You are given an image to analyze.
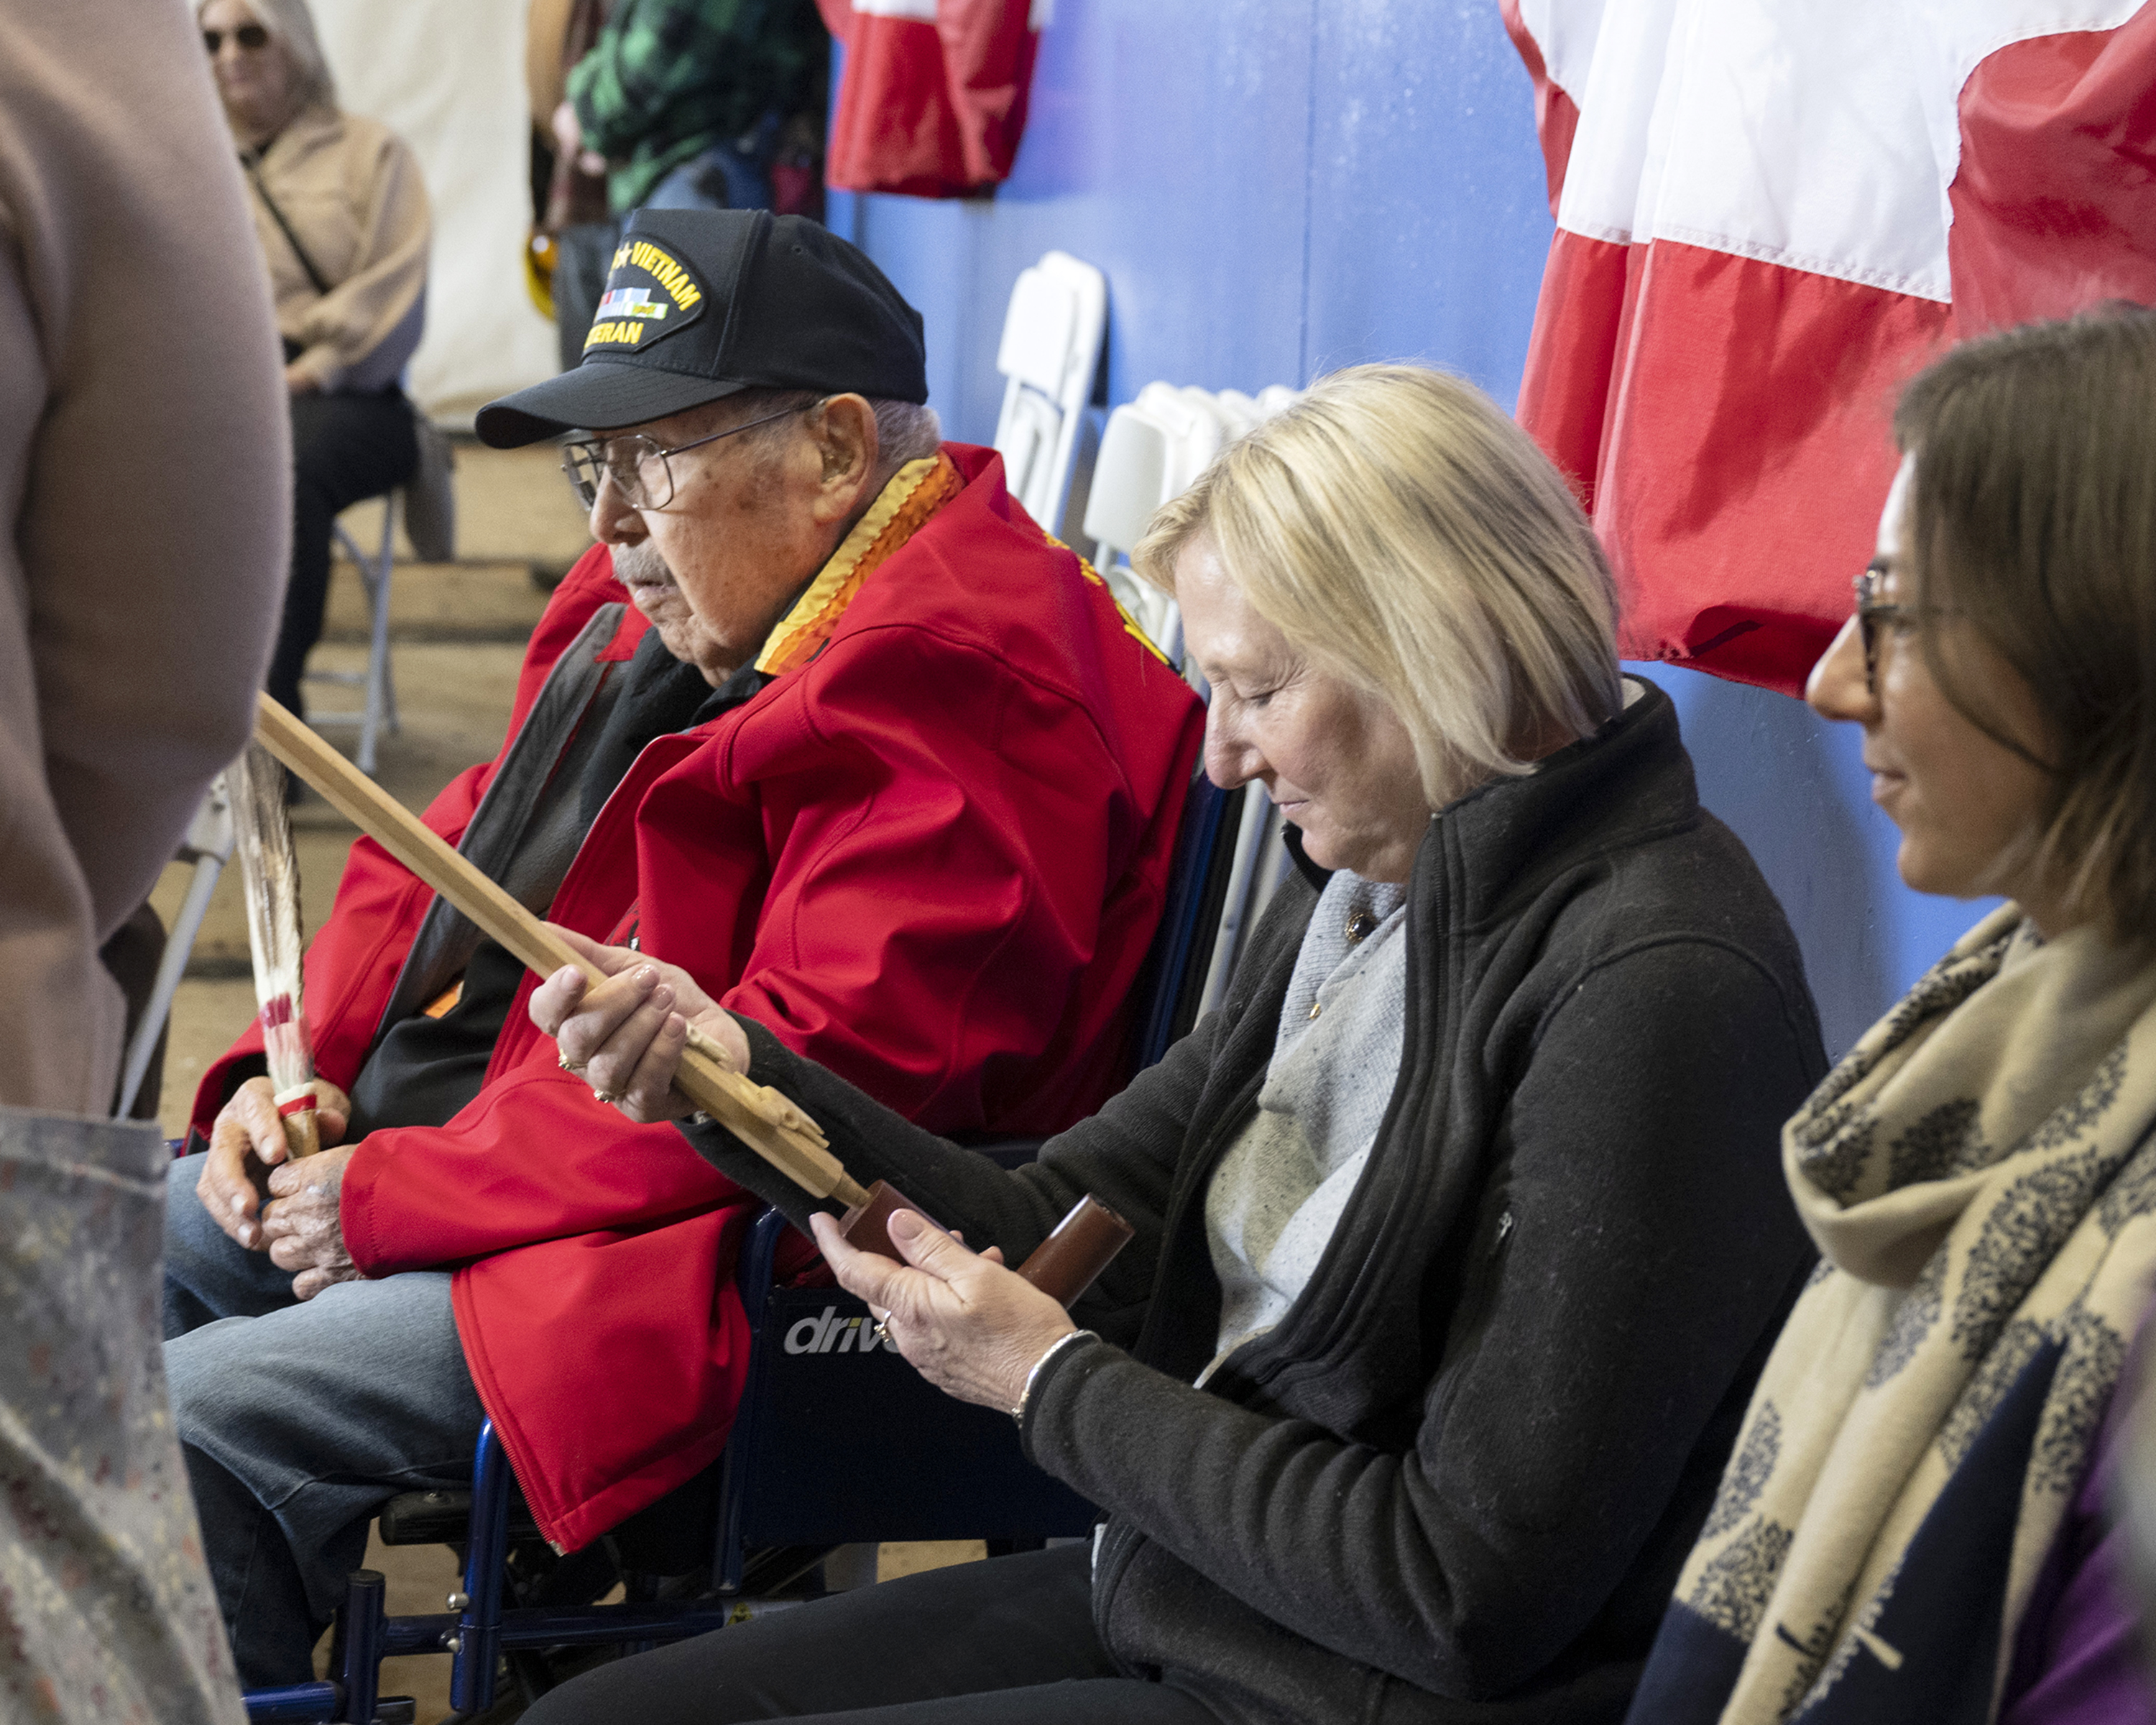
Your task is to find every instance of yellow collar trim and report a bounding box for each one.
[753,453,962,677]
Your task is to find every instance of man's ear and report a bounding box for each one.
[806,394,879,525]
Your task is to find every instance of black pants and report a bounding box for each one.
[267,388,418,718]
[98,901,166,1117]
[521,1545,1222,1724]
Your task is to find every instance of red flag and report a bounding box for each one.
[819,0,1046,198]
[1504,0,2156,694]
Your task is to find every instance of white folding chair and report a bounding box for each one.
[308,494,399,776]
[1082,400,1176,658]
[1133,382,1226,494]
[116,776,236,1119]
[1081,381,1307,1000]
[1211,390,1263,438]
[1183,384,1302,996]
[992,252,1107,534]
[1082,384,1250,676]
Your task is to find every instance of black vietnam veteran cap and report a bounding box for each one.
[475,208,929,448]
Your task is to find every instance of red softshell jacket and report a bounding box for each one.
[194,446,1202,1550]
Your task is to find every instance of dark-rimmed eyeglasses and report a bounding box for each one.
[203,23,271,52]
[1853,564,1955,696]
[559,402,819,511]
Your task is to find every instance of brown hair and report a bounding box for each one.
[1895,305,2156,942]
[1130,364,1621,808]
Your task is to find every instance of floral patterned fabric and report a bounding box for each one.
[0,1107,242,1724]
[1632,906,2156,1724]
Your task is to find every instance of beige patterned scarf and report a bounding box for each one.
[1669,905,2156,1723]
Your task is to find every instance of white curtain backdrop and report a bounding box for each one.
[310,0,556,415]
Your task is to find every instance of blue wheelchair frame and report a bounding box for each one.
[238,775,1243,1721]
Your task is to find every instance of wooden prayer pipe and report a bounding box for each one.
[257,694,1135,1297]
[252,694,869,1211]
[840,1182,1135,1308]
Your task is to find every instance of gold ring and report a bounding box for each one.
[557,1052,584,1074]
[872,1319,892,1343]
[592,1085,623,1105]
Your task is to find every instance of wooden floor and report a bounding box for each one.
[152,445,987,1720]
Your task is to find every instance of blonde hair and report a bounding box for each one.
[201,0,337,109]
[1132,363,1621,807]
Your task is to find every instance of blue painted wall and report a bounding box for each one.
[829,0,1995,1057]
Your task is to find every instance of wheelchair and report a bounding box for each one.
[242,1192,1097,1721]
[237,773,1265,1721]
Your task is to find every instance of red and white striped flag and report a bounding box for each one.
[1503,0,2156,693]
[819,0,1050,198]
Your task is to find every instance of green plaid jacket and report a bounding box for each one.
[568,0,823,212]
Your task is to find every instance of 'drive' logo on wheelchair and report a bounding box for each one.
[783,1307,898,1356]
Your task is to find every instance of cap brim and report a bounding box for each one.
[474,362,749,448]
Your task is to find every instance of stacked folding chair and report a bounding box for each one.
[1080,380,1304,1020]
[991,252,1107,538]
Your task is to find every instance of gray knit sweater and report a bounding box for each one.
[1204,873,1407,1379]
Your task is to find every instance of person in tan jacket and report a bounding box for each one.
[0,0,288,1716]
[201,0,430,719]
[1,2,289,1120]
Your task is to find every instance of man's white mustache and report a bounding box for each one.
[612,543,677,589]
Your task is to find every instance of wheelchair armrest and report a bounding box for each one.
[737,1207,793,1328]
[379,1486,477,1546]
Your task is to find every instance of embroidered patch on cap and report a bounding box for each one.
[584,237,709,354]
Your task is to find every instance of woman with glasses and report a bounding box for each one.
[1622,307,2156,1725]
[200,0,428,722]
[522,363,1828,1725]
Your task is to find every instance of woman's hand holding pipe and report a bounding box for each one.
[528,924,750,1121]
[810,1208,1077,1413]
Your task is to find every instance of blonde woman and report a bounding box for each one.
[199,0,428,719]
[1626,310,2156,1725]
[524,364,1827,1724]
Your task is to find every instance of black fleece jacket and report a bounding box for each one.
[683,679,1825,1725]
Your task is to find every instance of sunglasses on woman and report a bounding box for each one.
[203,23,271,53]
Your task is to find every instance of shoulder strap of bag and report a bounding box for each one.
[241,145,334,298]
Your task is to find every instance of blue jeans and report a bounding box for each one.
[162,1154,486,1687]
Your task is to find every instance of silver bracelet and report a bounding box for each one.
[1010,1328,1097,1429]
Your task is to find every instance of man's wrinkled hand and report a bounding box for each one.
[199,1075,351,1251]
[528,924,748,1122]
[259,1144,361,1301]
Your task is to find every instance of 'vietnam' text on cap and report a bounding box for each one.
[475,209,928,448]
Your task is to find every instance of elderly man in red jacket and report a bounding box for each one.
[163,208,1202,1688]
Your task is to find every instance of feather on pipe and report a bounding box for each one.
[226,741,322,1158]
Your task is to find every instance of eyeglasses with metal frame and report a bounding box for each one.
[559,402,821,512]
[203,23,271,52]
